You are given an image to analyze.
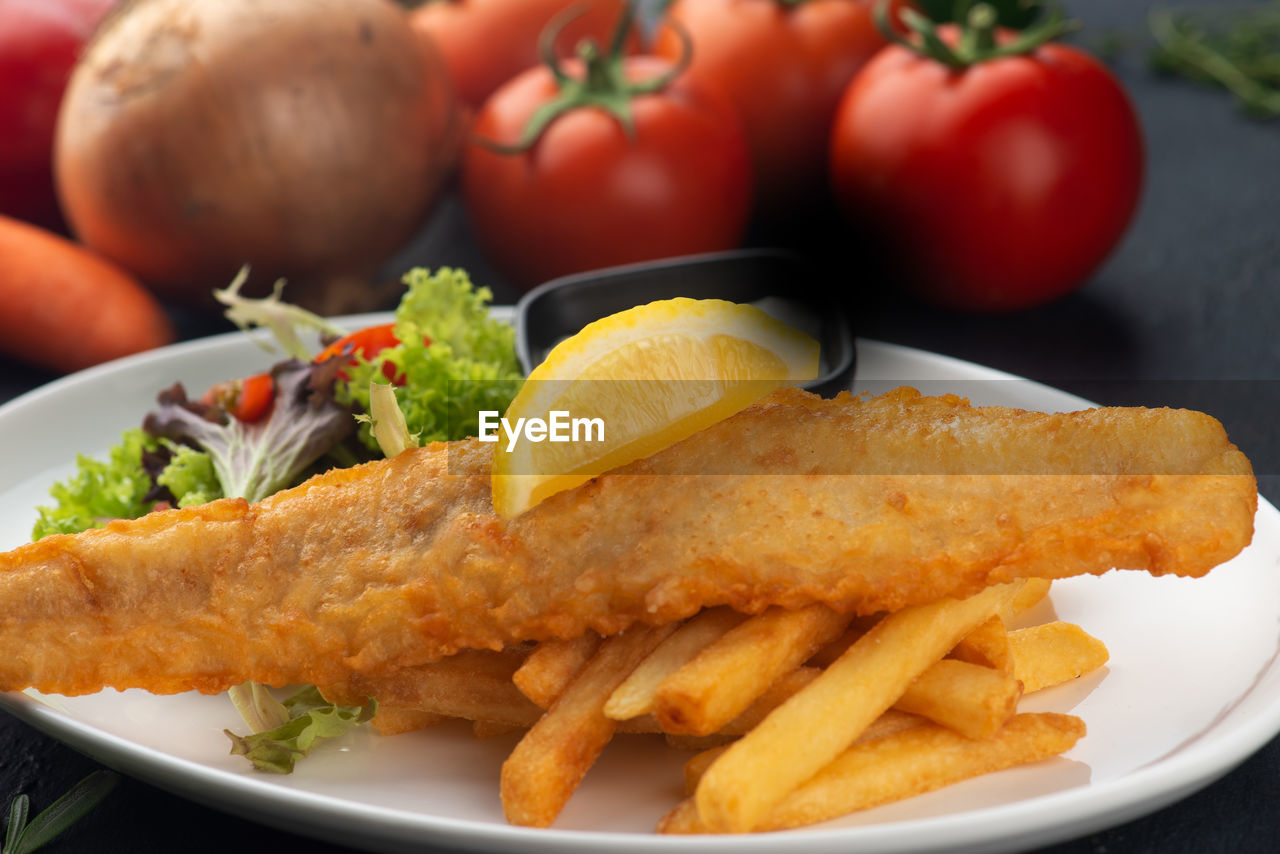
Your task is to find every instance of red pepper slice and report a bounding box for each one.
[233,372,275,422]
[316,322,421,384]
[200,372,275,422]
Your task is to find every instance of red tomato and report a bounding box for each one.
[316,322,408,383]
[463,56,753,291]
[201,323,410,422]
[232,373,275,422]
[0,0,115,229]
[410,0,627,111]
[829,31,1143,312]
[653,0,905,213]
[201,372,274,422]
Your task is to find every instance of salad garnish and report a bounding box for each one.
[143,359,354,504]
[362,382,419,458]
[214,267,347,362]
[338,266,523,449]
[33,266,520,539]
[31,266,523,772]
[225,686,377,775]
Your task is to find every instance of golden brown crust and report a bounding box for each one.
[0,388,1257,696]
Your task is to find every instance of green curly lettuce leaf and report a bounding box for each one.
[31,430,222,539]
[157,444,221,508]
[225,686,377,774]
[31,429,158,538]
[339,267,523,449]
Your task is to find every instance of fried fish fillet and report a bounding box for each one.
[0,387,1256,697]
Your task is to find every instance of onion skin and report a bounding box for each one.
[54,0,463,314]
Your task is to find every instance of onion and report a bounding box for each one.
[54,0,463,314]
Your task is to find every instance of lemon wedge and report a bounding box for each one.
[490,297,819,518]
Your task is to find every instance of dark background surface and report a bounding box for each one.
[3,0,1280,851]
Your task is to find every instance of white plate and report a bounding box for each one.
[2,320,1278,854]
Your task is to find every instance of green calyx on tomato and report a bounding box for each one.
[875,0,1076,69]
[473,4,691,154]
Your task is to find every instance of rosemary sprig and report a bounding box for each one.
[1150,2,1280,118]
[3,772,119,854]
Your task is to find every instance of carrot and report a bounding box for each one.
[0,214,174,374]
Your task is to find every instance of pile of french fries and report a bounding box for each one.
[327,578,1110,832]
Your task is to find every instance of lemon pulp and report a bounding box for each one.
[491,298,819,518]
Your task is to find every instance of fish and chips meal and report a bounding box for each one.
[0,274,1259,834]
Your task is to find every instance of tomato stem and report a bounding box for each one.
[472,4,692,155]
[874,0,1077,69]
[960,4,998,56]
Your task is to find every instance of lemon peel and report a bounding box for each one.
[491,298,819,518]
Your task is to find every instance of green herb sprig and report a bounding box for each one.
[1150,2,1280,118]
[3,771,119,854]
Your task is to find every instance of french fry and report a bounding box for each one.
[513,633,601,709]
[1010,621,1110,693]
[661,668,825,751]
[500,624,676,827]
[329,648,544,728]
[561,668,821,740]
[682,710,926,795]
[605,607,746,720]
[654,604,851,736]
[693,582,1020,833]
[662,713,1085,833]
[761,712,1086,831]
[840,708,925,745]
[718,666,821,733]
[669,653,1019,747]
[894,659,1022,740]
[658,797,703,834]
[682,746,727,797]
[370,706,447,736]
[354,644,1019,744]
[1003,577,1053,621]
[806,614,883,668]
[341,580,1106,836]
[473,720,523,739]
[949,615,1013,674]
[607,666,827,741]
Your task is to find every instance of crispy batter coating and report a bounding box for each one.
[0,388,1256,697]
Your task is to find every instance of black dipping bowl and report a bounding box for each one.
[514,249,856,397]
